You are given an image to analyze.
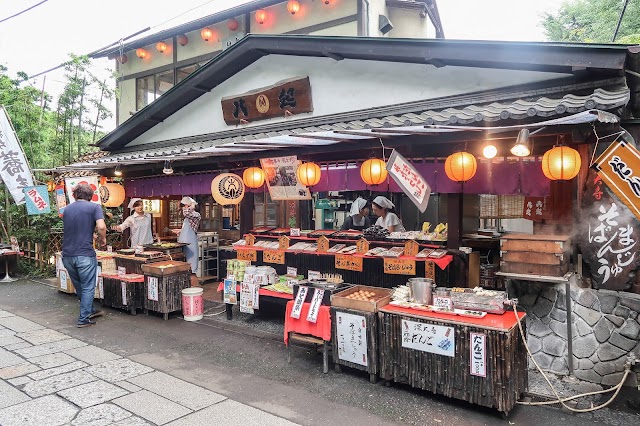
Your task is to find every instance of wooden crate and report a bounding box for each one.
[331,285,391,313]
[331,307,379,383]
[144,272,191,320]
[500,233,572,277]
[141,260,191,276]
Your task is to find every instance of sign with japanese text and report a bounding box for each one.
[240,281,257,314]
[384,258,416,275]
[336,311,368,367]
[245,234,255,246]
[433,296,453,310]
[147,276,159,302]
[23,186,50,215]
[263,250,285,264]
[142,199,160,214]
[98,276,104,299]
[425,260,436,280]
[0,106,34,205]
[261,156,311,201]
[593,139,640,221]
[287,266,298,277]
[221,76,313,124]
[306,288,325,323]
[278,235,291,249]
[579,169,640,291]
[290,228,301,237]
[117,266,126,276]
[401,319,455,357]
[236,249,257,262]
[291,286,308,319]
[522,196,550,222]
[387,150,431,212]
[55,183,67,216]
[404,240,419,257]
[335,254,363,272]
[59,269,68,291]
[223,278,237,304]
[356,238,369,254]
[317,236,329,253]
[308,270,321,280]
[121,282,128,306]
[65,176,101,205]
[470,333,487,377]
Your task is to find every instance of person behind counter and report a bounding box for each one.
[340,197,371,231]
[372,196,406,232]
[173,196,201,286]
[111,199,153,248]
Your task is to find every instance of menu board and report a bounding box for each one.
[401,319,455,357]
[261,156,311,200]
[336,311,368,367]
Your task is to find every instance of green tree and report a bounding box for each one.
[541,0,640,43]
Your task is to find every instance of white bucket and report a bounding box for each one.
[181,287,204,321]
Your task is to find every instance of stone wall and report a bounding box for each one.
[511,282,640,385]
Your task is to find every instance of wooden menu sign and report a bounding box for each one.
[221,76,313,125]
[237,249,257,262]
[263,250,285,265]
[245,234,255,246]
[356,238,370,254]
[278,235,290,250]
[404,240,419,257]
[335,254,363,272]
[425,260,436,280]
[384,258,416,275]
[317,236,329,253]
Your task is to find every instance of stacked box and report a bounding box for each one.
[500,233,571,277]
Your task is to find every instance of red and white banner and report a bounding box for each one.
[387,150,431,212]
[0,106,34,205]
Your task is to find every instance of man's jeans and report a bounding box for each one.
[62,256,97,324]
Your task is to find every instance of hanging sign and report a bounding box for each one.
[387,150,431,213]
[336,311,368,367]
[65,176,101,204]
[0,106,34,205]
[384,258,416,275]
[260,156,311,201]
[290,286,308,319]
[470,333,487,377]
[356,238,369,254]
[55,183,67,216]
[523,196,550,222]
[23,186,51,215]
[211,173,245,206]
[237,249,257,262]
[223,278,237,304]
[401,319,455,357]
[263,250,285,264]
[221,76,313,125]
[335,254,363,272]
[593,139,640,220]
[147,276,159,301]
[279,235,290,250]
[306,288,325,323]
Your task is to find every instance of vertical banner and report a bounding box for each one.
[65,176,101,204]
[260,156,311,200]
[223,278,237,304]
[55,183,67,216]
[470,333,487,377]
[387,150,431,212]
[0,106,34,205]
[23,186,51,215]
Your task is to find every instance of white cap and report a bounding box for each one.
[373,196,394,209]
[180,196,197,207]
[127,198,142,210]
[349,197,367,216]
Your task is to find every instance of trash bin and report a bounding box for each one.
[182,287,204,321]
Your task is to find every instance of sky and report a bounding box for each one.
[0,0,565,131]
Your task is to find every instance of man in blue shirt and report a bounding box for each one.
[62,183,107,327]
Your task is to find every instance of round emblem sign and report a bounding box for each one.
[211,173,245,205]
[255,94,270,114]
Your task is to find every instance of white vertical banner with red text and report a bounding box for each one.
[0,106,34,205]
[386,150,431,212]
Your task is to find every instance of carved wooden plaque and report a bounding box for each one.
[356,238,370,254]
[317,236,329,253]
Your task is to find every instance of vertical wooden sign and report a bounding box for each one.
[245,234,255,246]
[317,236,329,253]
[279,235,290,250]
[356,238,370,254]
[425,260,436,280]
[404,240,419,257]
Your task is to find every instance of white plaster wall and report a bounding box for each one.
[364,0,389,37]
[309,21,358,36]
[388,7,428,38]
[249,0,356,35]
[126,54,570,147]
[176,18,241,62]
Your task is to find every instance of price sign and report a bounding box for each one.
[287,266,298,277]
[317,236,329,253]
[335,254,363,272]
[106,245,113,253]
[147,276,159,301]
[404,240,419,257]
[263,250,285,264]
[425,260,436,280]
[117,266,126,276]
[290,228,301,237]
[356,238,370,254]
[306,288,325,323]
[308,270,322,280]
[433,296,453,310]
[336,312,368,367]
[470,333,487,377]
[401,319,455,357]
[278,235,290,250]
[121,282,128,306]
[384,258,416,275]
[245,234,255,246]
[237,249,257,262]
[291,286,308,319]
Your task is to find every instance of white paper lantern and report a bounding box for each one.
[211,173,245,205]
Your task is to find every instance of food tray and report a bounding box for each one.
[250,227,275,234]
[388,301,487,318]
[308,230,337,238]
[117,248,136,255]
[269,228,290,235]
[135,251,165,259]
[141,260,191,276]
[143,242,188,250]
[331,285,391,313]
[332,231,363,240]
[450,289,507,314]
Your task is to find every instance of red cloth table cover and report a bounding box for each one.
[284,301,331,344]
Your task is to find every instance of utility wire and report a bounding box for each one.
[611,0,630,42]
[0,0,49,24]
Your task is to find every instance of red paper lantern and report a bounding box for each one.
[360,159,388,185]
[117,54,128,64]
[156,41,167,53]
[255,9,267,24]
[287,0,300,14]
[243,167,266,188]
[296,162,321,187]
[227,18,239,31]
[135,48,147,59]
[444,151,477,182]
[201,27,214,41]
[177,34,189,46]
[541,146,581,181]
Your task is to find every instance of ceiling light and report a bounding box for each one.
[114,165,123,177]
[163,160,174,175]
[511,129,531,157]
[482,143,497,159]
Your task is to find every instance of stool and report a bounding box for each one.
[287,332,330,374]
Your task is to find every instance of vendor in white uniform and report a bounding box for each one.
[372,196,405,232]
[340,197,371,231]
[111,199,154,248]
[173,196,201,286]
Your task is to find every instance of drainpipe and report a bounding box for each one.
[361,0,370,36]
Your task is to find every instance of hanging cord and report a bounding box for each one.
[589,124,626,167]
[513,303,634,411]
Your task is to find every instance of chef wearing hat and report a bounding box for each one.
[111,198,153,248]
[372,196,405,232]
[340,197,371,231]
[174,196,201,281]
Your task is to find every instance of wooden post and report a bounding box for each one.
[447,193,463,249]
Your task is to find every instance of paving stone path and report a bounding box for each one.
[0,309,298,426]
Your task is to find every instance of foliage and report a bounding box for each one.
[541,0,640,43]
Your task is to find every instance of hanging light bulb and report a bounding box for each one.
[201,27,214,41]
[482,142,497,159]
[114,165,123,177]
[135,48,148,59]
[511,129,531,157]
[163,160,174,175]
[287,0,300,14]
[255,9,267,24]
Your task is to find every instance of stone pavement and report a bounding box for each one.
[0,308,298,426]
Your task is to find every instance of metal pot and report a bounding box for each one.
[408,278,435,305]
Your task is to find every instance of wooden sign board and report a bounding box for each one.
[317,236,329,253]
[356,238,370,254]
[335,254,364,272]
[245,234,255,246]
[279,235,290,250]
[263,250,285,265]
[425,260,436,280]
[221,76,313,125]
[384,258,416,275]
[404,240,419,257]
[237,249,257,262]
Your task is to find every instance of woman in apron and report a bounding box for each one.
[175,196,201,286]
[112,199,154,248]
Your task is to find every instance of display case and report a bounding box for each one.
[197,232,219,280]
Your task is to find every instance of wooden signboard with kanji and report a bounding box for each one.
[384,258,416,275]
[425,260,436,280]
[278,235,290,250]
[221,76,313,125]
[404,240,419,257]
[356,238,370,254]
[245,234,255,246]
[237,249,257,262]
[317,236,329,253]
[263,250,285,265]
[335,254,364,272]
